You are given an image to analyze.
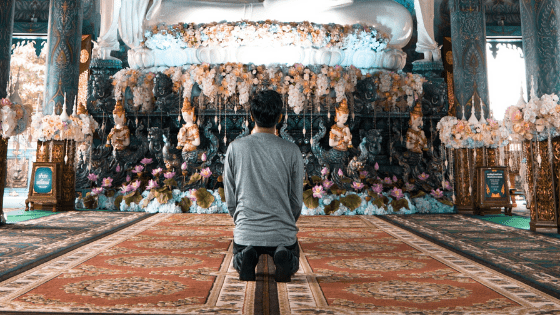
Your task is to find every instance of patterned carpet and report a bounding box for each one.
[381,214,560,299]
[0,214,558,314]
[0,211,151,282]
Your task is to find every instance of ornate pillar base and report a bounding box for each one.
[36,140,76,211]
[524,139,560,233]
[454,147,500,214]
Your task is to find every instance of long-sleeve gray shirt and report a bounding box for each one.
[224,133,304,247]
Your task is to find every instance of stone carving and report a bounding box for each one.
[6,158,28,188]
[153,72,179,112]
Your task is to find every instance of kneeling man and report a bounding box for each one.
[224,90,303,282]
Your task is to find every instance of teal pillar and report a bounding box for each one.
[43,0,83,115]
[0,0,16,99]
[449,0,490,120]
[520,0,560,97]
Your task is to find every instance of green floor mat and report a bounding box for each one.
[6,210,58,223]
[472,214,530,230]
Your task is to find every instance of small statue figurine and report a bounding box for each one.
[106,100,130,150]
[406,102,428,154]
[329,99,353,151]
[177,98,201,153]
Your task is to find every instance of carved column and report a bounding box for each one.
[41,0,82,211]
[0,0,15,223]
[520,0,560,97]
[520,0,560,232]
[43,0,83,115]
[449,0,490,120]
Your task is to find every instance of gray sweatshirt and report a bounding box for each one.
[224,132,304,247]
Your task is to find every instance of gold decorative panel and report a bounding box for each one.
[524,139,560,230]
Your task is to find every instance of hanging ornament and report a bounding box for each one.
[64,140,68,164]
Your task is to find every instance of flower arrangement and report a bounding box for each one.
[30,99,98,142]
[301,167,454,216]
[503,84,560,141]
[0,98,32,138]
[77,157,229,214]
[113,64,423,115]
[144,21,390,53]
[436,116,509,149]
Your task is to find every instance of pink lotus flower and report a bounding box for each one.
[392,175,398,183]
[312,185,326,198]
[91,187,104,196]
[374,162,379,171]
[360,170,368,178]
[87,173,98,182]
[383,177,393,185]
[164,171,175,179]
[431,188,444,199]
[140,158,153,165]
[116,165,121,172]
[442,180,452,190]
[390,187,404,200]
[201,152,207,162]
[321,167,329,176]
[101,177,113,188]
[189,189,197,201]
[352,182,365,190]
[371,183,383,194]
[132,165,144,174]
[405,182,415,191]
[126,175,131,182]
[201,167,212,178]
[120,184,133,194]
[322,179,334,190]
[131,180,142,191]
[152,168,163,176]
[181,162,188,171]
[146,179,159,190]
[418,173,429,181]
[338,169,344,176]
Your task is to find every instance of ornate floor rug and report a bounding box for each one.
[0,214,558,314]
[0,211,151,282]
[380,214,560,299]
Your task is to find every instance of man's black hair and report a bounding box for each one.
[250,90,283,128]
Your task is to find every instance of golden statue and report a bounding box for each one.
[329,99,353,151]
[177,98,201,152]
[106,100,130,150]
[406,102,428,154]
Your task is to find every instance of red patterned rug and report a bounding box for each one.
[0,214,558,314]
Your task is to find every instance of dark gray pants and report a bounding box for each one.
[233,241,300,275]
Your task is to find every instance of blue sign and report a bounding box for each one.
[33,167,53,194]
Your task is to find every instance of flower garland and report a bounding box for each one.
[113,64,423,115]
[144,21,390,53]
[0,98,32,138]
[374,71,425,110]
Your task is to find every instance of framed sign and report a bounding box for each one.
[476,166,512,215]
[25,162,61,211]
